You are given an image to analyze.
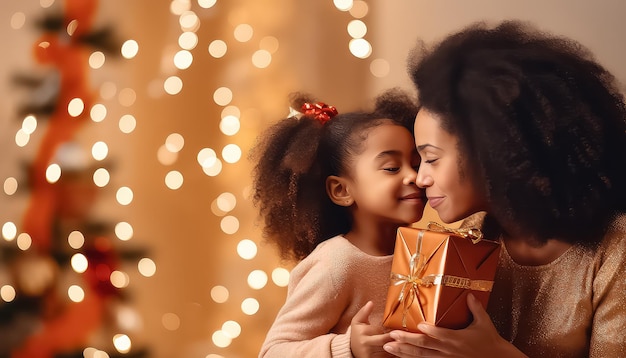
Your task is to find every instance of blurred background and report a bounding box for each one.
[0,1,624,357]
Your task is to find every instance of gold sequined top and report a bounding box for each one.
[465,213,626,357]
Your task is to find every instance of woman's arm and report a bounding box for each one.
[589,224,626,357]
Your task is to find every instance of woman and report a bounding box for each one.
[383,20,626,357]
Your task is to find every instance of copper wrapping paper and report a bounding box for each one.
[382,226,500,332]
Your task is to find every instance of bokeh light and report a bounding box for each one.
[22,115,37,133]
[222,320,241,338]
[162,313,180,331]
[252,50,271,68]
[179,11,200,32]
[158,145,179,165]
[197,148,217,167]
[16,233,32,250]
[212,330,232,348]
[165,171,184,190]
[233,24,253,42]
[138,258,157,277]
[236,239,257,260]
[203,159,222,176]
[165,133,185,152]
[119,114,137,133]
[211,285,229,303]
[68,285,85,302]
[220,216,239,234]
[68,230,85,249]
[350,0,369,17]
[89,51,106,69]
[2,222,17,241]
[46,163,61,183]
[216,192,236,212]
[164,76,183,95]
[116,187,134,205]
[349,38,372,58]
[92,141,109,161]
[241,298,260,315]
[3,177,18,195]
[219,115,240,136]
[334,0,353,11]
[272,267,290,287]
[90,104,107,122]
[0,285,16,302]
[178,31,198,50]
[370,58,390,78]
[15,129,29,147]
[71,253,88,273]
[113,334,132,354]
[115,221,134,241]
[110,270,130,288]
[208,40,227,58]
[10,12,26,30]
[121,40,139,59]
[93,168,110,187]
[247,270,268,290]
[213,87,233,106]
[198,0,217,8]
[259,36,279,53]
[118,88,137,107]
[174,50,193,70]
[222,144,241,163]
[68,98,85,117]
[347,20,367,38]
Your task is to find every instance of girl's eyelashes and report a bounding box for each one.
[424,158,438,164]
[383,167,400,172]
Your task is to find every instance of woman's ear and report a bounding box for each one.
[326,175,353,207]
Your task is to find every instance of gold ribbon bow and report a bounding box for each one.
[388,230,430,328]
[427,221,483,244]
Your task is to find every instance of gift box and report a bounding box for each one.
[382,223,500,332]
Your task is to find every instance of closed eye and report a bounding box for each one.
[383,167,400,172]
[424,158,438,164]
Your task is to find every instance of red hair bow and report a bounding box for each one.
[301,102,338,124]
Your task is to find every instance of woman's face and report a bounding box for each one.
[413,108,487,223]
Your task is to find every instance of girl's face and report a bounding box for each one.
[345,123,426,226]
[414,109,487,223]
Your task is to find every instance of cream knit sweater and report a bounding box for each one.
[259,235,393,357]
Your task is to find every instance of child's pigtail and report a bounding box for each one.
[251,93,338,262]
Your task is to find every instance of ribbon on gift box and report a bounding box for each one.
[427,221,484,244]
[388,225,494,329]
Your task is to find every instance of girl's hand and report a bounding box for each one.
[350,301,395,358]
[382,294,528,357]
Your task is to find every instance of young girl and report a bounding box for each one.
[252,89,425,358]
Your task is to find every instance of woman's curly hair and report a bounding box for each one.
[250,88,418,262]
[409,20,626,245]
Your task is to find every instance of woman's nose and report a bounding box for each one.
[416,169,432,188]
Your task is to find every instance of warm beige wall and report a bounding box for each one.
[369,0,626,98]
[1,1,625,357]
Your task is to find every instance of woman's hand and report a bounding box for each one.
[382,294,527,357]
[350,301,395,358]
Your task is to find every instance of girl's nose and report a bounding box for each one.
[403,168,418,186]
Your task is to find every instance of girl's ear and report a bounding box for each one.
[326,175,354,206]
